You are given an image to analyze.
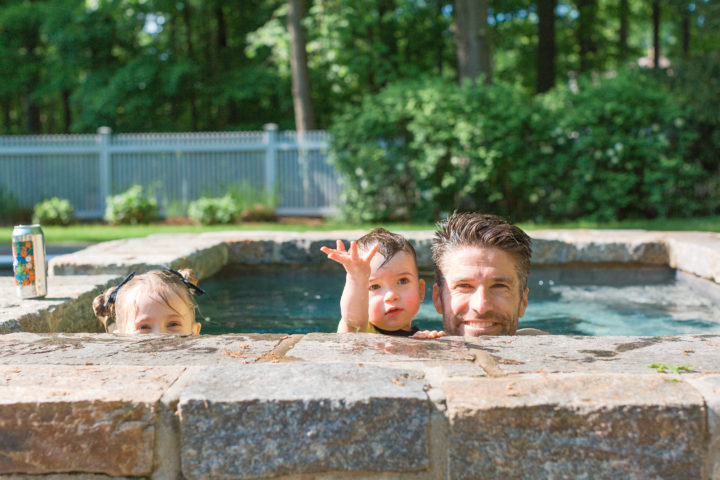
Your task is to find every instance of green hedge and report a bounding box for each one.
[329,68,717,223]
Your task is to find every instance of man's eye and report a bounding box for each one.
[492,283,510,290]
[456,283,473,289]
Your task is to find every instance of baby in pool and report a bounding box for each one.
[321,228,444,338]
[93,267,204,334]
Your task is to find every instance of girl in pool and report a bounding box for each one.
[93,267,204,334]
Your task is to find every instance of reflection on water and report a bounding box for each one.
[196,265,720,336]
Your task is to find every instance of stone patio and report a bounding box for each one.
[1,229,719,479]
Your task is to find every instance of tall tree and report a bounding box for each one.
[287,0,315,132]
[652,0,660,69]
[536,0,556,93]
[576,0,598,73]
[452,0,491,84]
[618,0,629,57]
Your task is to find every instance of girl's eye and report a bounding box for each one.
[169,322,181,328]
[369,284,381,291]
[398,277,410,285]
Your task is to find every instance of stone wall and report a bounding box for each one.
[1,332,719,479]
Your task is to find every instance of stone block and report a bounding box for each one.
[443,374,706,480]
[0,275,119,334]
[288,333,474,364]
[0,333,283,366]
[686,375,720,480]
[179,363,430,479]
[0,365,182,476]
[666,233,720,283]
[461,334,720,376]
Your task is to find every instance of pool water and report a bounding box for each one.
[196,265,720,336]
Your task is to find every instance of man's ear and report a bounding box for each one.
[418,278,426,302]
[518,287,529,318]
[432,283,443,315]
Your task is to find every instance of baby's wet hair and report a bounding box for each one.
[356,228,417,269]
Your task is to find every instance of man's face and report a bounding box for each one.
[432,246,528,336]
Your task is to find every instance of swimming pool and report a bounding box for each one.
[196,265,720,336]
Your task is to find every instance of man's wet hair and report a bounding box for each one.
[432,213,532,293]
[357,228,417,269]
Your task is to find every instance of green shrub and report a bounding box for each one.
[32,197,75,226]
[104,185,159,225]
[330,70,708,223]
[329,76,556,222]
[225,183,278,221]
[543,67,702,220]
[188,196,237,225]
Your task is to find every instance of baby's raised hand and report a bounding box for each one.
[320,240,379,278]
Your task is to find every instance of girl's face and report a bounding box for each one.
[118,291,200,335]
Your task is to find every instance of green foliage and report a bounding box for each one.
[225,183,278,222]
[331,69,713,223]
[104,185,159,225]
[542,67,704,220]
[32,197,75,226]
[187,183,278,225]
[330,75,557,222]
[648,363,693,374]
[188,196,237,225]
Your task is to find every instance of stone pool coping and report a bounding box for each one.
[1,229,720,479]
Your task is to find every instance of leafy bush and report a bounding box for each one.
[32,197,75,226]
[329,76,556,222]
[330,70,709,223]
[104,185,159,225]
[542,68,703,220]
[187,184,278,225]
[226,183,278,221]
[188,196,237,225]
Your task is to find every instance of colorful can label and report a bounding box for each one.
[12,224,47,299]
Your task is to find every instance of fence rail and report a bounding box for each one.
[0,125,340,219]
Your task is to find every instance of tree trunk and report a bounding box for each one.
[577,0,598,73]
[618,0,629,57]
[681,2,690,58]
[652,1,660,69]
[287,0,315,132]
[62,89,72,133]
[182,2,199,130]
[536,0,556,93]
[452,0,491,85]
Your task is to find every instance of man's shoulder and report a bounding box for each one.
[516,328,550,335]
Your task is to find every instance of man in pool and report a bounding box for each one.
[431,212,546,336]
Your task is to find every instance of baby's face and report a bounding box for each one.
[118,292,200,335]
[367,251,425,332]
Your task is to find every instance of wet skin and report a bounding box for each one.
[433,246,528,336]
[368,251,425,332]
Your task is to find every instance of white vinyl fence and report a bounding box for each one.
[0,125,340,218]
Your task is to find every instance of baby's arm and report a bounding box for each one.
[320,240,379,333]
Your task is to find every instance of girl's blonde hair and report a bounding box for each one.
[92,268,201,332]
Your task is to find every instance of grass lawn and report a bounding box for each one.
[1,216,719,245]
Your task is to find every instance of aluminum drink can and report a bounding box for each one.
[11,224,47,299]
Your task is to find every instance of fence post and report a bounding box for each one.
[97,126,112,216]
[264,123,278,195]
